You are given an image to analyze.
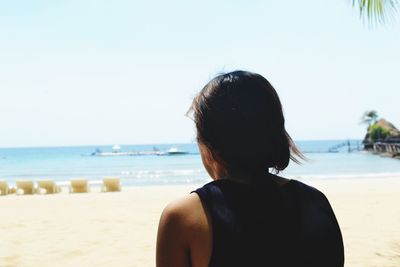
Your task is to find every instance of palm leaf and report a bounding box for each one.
[353,0,398,24]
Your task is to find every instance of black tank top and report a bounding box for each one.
[193,176,344,267]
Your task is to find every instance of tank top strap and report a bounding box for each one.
[193,181,238,261]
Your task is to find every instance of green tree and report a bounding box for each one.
[353,0,398,24]
[369,124,391,141]
[360,110,379,127]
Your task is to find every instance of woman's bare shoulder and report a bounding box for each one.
[157,193,211,267]
[162,193,203,221]
[159,192,210,241]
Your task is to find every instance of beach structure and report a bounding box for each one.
[369,141,400,157]
[91,145,188,156]
[37,180,61,194]
[102,177,121,192]
[16,181,35,195]
[362,118,400,158]
[0,181,10,195]
[69,179,89,193]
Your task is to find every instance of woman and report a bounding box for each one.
[156,71,344,267]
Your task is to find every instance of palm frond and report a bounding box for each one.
[360,110,378,126]
[352,0,398,25]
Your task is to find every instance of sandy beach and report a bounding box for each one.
[1,177,400,267]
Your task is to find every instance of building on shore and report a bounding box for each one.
[363,119,400,158]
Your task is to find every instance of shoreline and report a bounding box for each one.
[1,177,400,266]
[2,173,400,188]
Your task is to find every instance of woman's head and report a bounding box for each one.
[188,70,302,179]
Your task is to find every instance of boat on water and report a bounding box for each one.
[112,145,121,152]
[166,147,189,155]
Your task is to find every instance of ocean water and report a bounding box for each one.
[0,140,399,186]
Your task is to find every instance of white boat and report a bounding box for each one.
[112,145,121,152]
[167,147,188,155]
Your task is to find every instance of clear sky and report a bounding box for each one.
[0,0,399,147]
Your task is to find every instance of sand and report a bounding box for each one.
[1,178,400,267]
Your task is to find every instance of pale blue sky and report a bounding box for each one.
[0,0,399,147]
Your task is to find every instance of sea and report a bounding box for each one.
[0,140,399,187]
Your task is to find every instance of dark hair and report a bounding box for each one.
[188,70,303,175]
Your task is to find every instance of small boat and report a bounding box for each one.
[112,145,121,152]
[167,147,188,155]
